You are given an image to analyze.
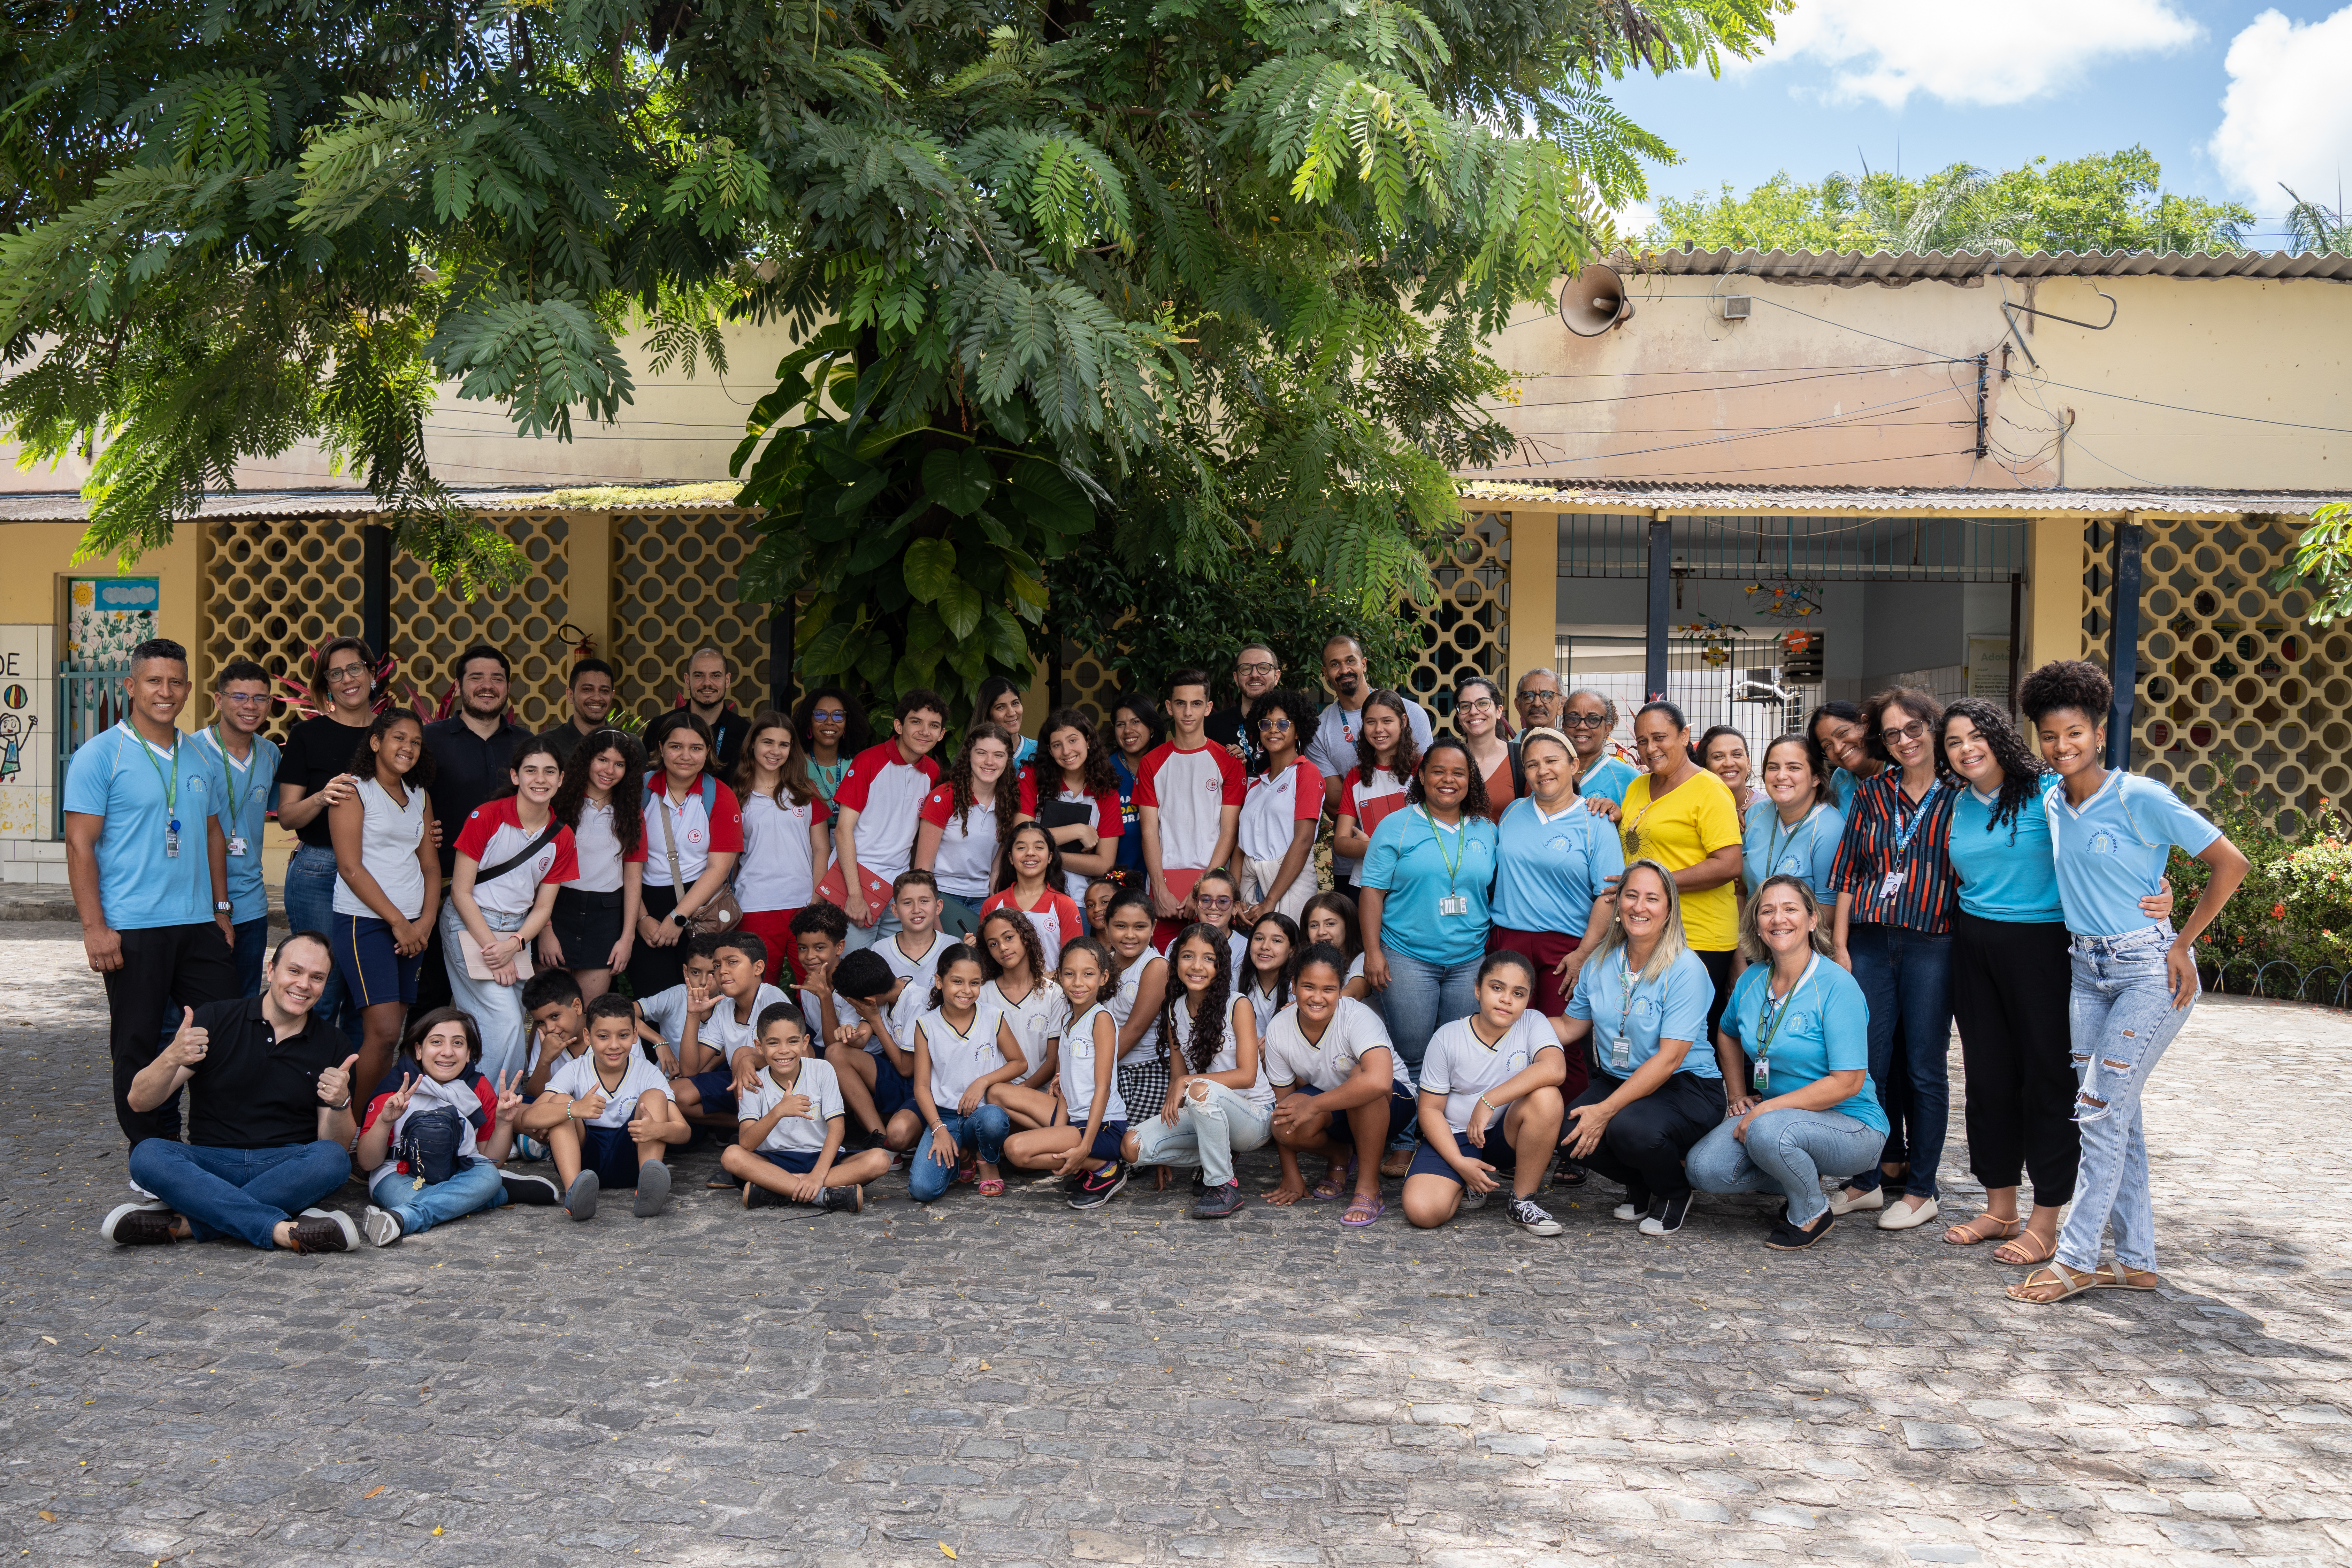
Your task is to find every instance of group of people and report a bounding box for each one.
[68,632,2243,1304]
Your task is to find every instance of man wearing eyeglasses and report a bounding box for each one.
[194,660,282,997]
[1512,669,1563,735]
[1562,689,1640,805]
[1206,642,1284,774]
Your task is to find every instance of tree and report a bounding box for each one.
[1646,147,2253,256]
[2281,185,2351,255]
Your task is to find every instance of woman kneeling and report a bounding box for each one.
[1689,875,1887,1249]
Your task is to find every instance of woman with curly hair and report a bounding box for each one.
[543,730,648,1001]
[1358,737,1500,1082]
[1233,689,1325,924]
[2006,661,2247,1305]
[1019,707,1123,904]
[1125,921,1273,1218]
[914,722,1020,936]
[1331,689,1419,897]
[1618,701,1745,1044]
[793,685,872,811]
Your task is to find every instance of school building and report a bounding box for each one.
[3,247,2349,887]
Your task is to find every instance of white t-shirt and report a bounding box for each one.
[738,1058,846,1154]
[737,791,826,912]
[1169,993,1274,1108]
[362,1069,494,1184]
[638,984,691,1043]
[1061,1002,1129,1124]
[915,1003,1009,1108]
[1419,1012,1562,1134]
[1108,951,1166,1066]
[546,1053,672,1127]
[453,798,580,919]
[690,982,790,1070]
[981,977,1066,1074]
[563,798,635,894]
[919,789,1002,902]
[1262,996,1407,1093]
[1243,980,1287,1043]
[332,775,428,918]
[642,779,743,886]
[1132,742,1246,873]
[880,929,952,1009]
[1237,759,1325,863]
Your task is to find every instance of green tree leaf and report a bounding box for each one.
[937,577,984,640]
[904,537,957,602]
[922,448,996,517]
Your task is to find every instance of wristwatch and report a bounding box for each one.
[670,910,690,927]
[214,901,233,914]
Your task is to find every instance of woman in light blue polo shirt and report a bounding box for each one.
[1690,874,1884,1250]
[1358,739,1500,1079]
[1557,860,1722,1236]
[1740,735,1844,900]
[2008,661,2246,1306]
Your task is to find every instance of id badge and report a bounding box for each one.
[227,836,249,858]
[1438,893,1469,917]
[164,823,181,858]
[1877,871,1905,898]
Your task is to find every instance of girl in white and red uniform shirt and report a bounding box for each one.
[982,821,1082,970]
[1018,709,1124,907]
[542,730,648,1003]
[628,712,743,1000]
[732,711,831,986]
[449,737,581,1081]
[1332,689,1418,894]
[915,722,1019,935]
[1232,689,1325,924]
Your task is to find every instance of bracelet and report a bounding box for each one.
[1477,1095,1499,1113]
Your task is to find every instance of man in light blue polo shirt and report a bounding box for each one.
[65,637,237,1149]
[193,658,281,997]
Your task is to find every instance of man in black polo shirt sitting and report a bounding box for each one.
[106,931,363,1252]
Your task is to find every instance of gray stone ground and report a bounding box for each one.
[3,920,2349,1568]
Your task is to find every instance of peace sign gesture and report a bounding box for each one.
[492,1068,526,1124]
[381,1072,420,1123]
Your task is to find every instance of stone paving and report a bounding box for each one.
[3,919,2350,1567]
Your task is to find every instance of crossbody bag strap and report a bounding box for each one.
[656,790,690,894]
[476,824,560,886]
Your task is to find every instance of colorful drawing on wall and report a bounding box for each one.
[0,714,30,782]
[65,578,160,671]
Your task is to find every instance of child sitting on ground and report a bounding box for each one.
[720,1004,888,1211]
[669,930,788,1130]
[356,1007,558,1246]
[522,993,689,1219]
[1001,937,1130,1210]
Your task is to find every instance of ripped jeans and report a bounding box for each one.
[2058,925,2192,1276]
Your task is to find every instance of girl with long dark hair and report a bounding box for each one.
[1020,707,1123,905]
[732,710,830,986]
[1124,922,1274,1217]
[1331,689,1419,895]
[915,721,1021,936]
[543,729,646,1001]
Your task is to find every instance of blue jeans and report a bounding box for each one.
[283,843,359,1039]
[1845,924,1953,1200]
[368,1157,507,1237]
[1688,1108,1887,1227]
[908,1107,1011,1201]
[231,916,269,998]
[844,907,903,953]
[1375,947,1482,1083]
[2058,927,2191,1275]
[127,1139,352,1249]
[1132,1080,1276,1187]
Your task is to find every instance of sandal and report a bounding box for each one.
[1942,1213,2021,1247]
[1378,1148,1413,1178]
[1310,1164,1356,1202]
[976,1178,1005,1198]
[2093,1264,2161,1291]
[1992,1231,2056,1265]
[2005,1264,2099,1305]
[1341,1196,1386,1227]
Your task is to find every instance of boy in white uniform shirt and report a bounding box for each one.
[522,995,689,1220]
[1401,950,1568,1236]
[721,1004,887,1210]
[667,930,788,1130]
[874,871,953,1010]
[1262,943,1416,1223]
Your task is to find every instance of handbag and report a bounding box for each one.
[655,778,742,935]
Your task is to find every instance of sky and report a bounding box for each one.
[1605,1,2352,247]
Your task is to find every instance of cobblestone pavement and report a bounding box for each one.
[4,921,2350,1567]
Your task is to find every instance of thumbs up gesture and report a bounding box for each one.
[164,1007,209,1070]
[317,1052,360,1108]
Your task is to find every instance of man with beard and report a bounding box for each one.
[541,657,620,765]
[681,647,750,776]
[1205,641,1284,775]
[420,645,526,1006]
[1304,634,1432,821]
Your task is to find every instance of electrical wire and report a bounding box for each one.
[1495,384,1972,464]
[1484,360,1966,412]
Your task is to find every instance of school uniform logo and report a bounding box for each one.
[686,827,705,847]
[1202,776,1223,794]
[2090,831,2118,855]
[1545,835,1570,855]
[1506,1050,1529,1072]
[1630,996,1661,1025]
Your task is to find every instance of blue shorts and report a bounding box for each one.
[332,913,420,1009]
[685,1069,737,1116]
[869,1050,917,1120]
[1407,1128,1518,1185]
[1065,1117,1128,1163]
[579,1123,648,1189]
[1288,1082,1417,1143]
[761,1148,821,1175]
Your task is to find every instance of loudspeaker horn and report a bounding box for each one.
[1558,262,1633,337]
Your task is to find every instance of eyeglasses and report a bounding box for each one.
[1195,895,1235,911]
[1236,661,1278,677]
[1881,719,1930,744]
[811,708,846,722]
[1560,713,1610,730]
[219,693,271,706]
[1458,697,1496,714]
[1257,716,1293,732]
[1516,690,1559,704]
[325,664,369,683]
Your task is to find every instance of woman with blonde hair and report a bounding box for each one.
[1554,858,1722,1236]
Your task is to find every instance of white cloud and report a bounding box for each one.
[1748,0,2201,108]
[1613,199,1660,244]
[2209,7,2352,206]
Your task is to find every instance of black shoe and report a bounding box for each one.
[286,1213,351,1253]
[1190,1172,1207,1196]
[1068,1161,1128,1211]
[743,1182,784,1209]
[1639,1192,1691,1236]
[818,1184,865,1214]
[500,1172,562,1207]
[1765,1210,1836,1251]
[101,1203,178,1246]
[1190,1180,1244,1219]
[631,1160,672,1217]
[1611,1183,1652,1223]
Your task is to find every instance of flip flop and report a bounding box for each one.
[2005,1264,2099,1305]
[2093,1264,2162,1291]
[1942,1213,2022,1246]
[976,1178,1005,1197]
[1341,1196,1385,1228]
[1992,1231,2056,1265]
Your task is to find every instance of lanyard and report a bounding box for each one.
[126,724,181,828]
[1886,780,1941,866]
[1752,956,1817,1087]
[1766,805,1821,875]
[1609,954,1638,1072]
[1422,808,1468,891]
[211,724,260,838]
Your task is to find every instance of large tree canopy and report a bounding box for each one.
[3,0,1779,705]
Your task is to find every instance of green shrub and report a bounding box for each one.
[2169,757,2352,1001]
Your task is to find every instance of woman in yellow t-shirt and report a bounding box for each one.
[1615,701,1745,1041]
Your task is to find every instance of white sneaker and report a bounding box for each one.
[1877,1195,1940,1230]
[124,1180,166,1206]
[1612,1202,1642,1222]
[1828,1186,1885,1215]
[1509,1198,1563,1237]
[361,1206,403,1248]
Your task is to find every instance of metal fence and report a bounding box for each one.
[55,667,129,834]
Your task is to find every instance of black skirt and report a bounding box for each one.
[550,887,626,972]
